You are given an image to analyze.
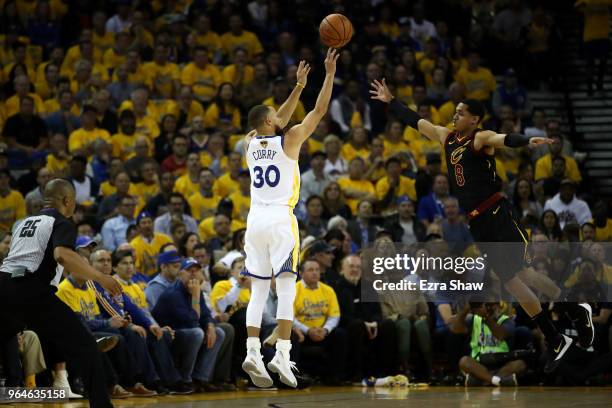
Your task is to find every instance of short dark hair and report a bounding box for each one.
[310,151,326,161]
[461,99,485,123]
[248,105,271,129]
[385,157,401,169]
[111,249,133,267]
[306,195,323,206]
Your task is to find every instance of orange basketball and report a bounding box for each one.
[319,14,353,49]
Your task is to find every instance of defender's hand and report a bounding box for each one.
[369,78,394,103]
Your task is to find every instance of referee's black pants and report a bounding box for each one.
[0,275,113,408]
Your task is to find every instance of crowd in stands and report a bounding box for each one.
[0,0,611,395]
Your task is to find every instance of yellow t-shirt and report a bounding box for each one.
[142,61,180,98]
[495,158,509,182]
[188,191,221,222]
[411,137,442,168]
[45,153,69,176]
[129,233,174,277]
[341,143,370,162]
[199,216,245,241]
[163,100,205,125]
[263,97,305,123]
[0,190,26,232]
[103,48,126,71]
[93,31,115,52]
[294,280,340,329]
[180,62,222,101]
[228,191,250,222]
[383,139,411,159]
[195,31,222,59]
[56,278,101,320]
[396,84,413,106]
[212,173,240,198]
[375,175,417,202]
[221,64,254,86]
[211,279,251,315]
[68,128,112,154]
[534,154,582,183]
[99,181,138,198]
[116,277,148,310]
[577,0,612,42]
[593,218,612,241]
[111,132,139,160]
[132,182,160,207]
[203,102,241,130]
[4,93,46,117]
[308,138,325,154]
[43,99,80,116]
[438,100,456,127]
[455,67,497,101]
[174,174,200,199]
[337,177,375,214]
[220,30,263,60]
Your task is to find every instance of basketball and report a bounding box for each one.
[319,14,353,48]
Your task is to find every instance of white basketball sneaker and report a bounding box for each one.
[267,340,298,388]
[242,348,273,388]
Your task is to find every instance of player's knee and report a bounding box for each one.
[459,356,473,372]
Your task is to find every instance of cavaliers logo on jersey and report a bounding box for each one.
[260,140,268,148]
[450,145,467,165]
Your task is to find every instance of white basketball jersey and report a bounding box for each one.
[246,135,300,208]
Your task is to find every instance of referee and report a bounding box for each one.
[0,179,121,408]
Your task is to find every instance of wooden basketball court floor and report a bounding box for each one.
[3,386,611,408]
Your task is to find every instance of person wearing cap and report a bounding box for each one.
[375,157,417,215]
[76,235,97,259]
[144,250,182,309]
[68,105,112,158]
[152,258,225,392]
[129,211,173,278]
[304,239,337,284]
[534,133,582,184]
[0,169,26,233]
[544,179,592,229]
[492,68,532,121]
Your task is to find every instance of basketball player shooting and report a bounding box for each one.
[241,48,339,388]
[370,79,593,373]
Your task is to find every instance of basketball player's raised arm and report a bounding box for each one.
[285,49,339,148]
[275,60,311,128]
[473,130,553,150]
[54,246,122,296]
[369,78,450,144]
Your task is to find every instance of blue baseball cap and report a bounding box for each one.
[76,235,96,249]
[396,195,412,205]
[157,250,181,266]
[136,211,153,224]
[181,257,201,270]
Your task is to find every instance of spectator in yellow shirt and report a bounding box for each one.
[193,14,221,61]
[5,75,46,117]
[455,51,496,101]
[591,200,612,241]
[122,86,160,139]
[534,134,582,184]
[45,133,71,177]
[228,170,251,223]
[91,11,114,52]
[263,79,306,125]
[188,167,220,222]
[102,31,130,72]
[293,259,347,384]
[211,256,251,316]
[133,160,160,208]
[203,83,242,134]
[34,62,59,100]
[180,46,221,104]
[220,15,264,61]
[213,152,242,198]
[143,43,180,99]
[165,86,205,128]
[174,152,202,199]
[0,170,26,232]
[576,0,612,92]
[438,82,466,127]
[341,126,370,163]
[337,158,376,214]
[68,105,111,157]
[376,157,417,215]
[111,109,139,160]
[222,47,254,91]
[130,211,174,277]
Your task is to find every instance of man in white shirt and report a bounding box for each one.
[409,4,437,48]
[300,151,330,201]
[544,179,592,229]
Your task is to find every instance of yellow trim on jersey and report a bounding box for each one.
[287,161,300,208]
[513,219,530,262]
[290,210,300,272]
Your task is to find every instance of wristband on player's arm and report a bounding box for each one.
[503,133,532,147]
[389,98,422,129]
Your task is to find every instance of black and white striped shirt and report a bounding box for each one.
[0,208,77,287]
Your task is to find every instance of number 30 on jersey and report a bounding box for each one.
[252,165,280,188]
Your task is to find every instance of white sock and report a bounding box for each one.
[246,336,261,351]
[491,375,501,386]
[276,339,291,358]
[54,369,68,381]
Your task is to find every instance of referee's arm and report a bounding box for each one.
[55,247,122,296]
